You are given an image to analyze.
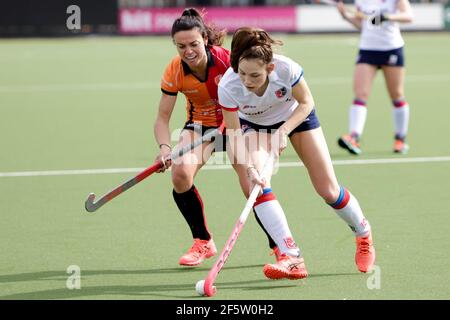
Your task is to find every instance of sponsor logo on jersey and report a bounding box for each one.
[242,105,257,109]
[182,89,199,94]
[243,106,273,116]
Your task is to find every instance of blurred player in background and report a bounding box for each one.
[219,27,376,280]
[153,8,275,267]
[336,0,413,155]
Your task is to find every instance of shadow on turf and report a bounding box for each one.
[329,149,402,159]
[0,268,359,299]
[0,264,265,284]
[0,278,303,300]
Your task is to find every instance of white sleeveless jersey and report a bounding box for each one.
[357,0,404,50]
[218,54,303,126]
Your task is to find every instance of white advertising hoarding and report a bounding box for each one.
[297,3,444,32]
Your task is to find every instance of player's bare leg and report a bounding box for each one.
[382,65,410,154]
[338,63,377,155]
[246,131,307,280]
[292,128,375,272]
[171,129,217,266]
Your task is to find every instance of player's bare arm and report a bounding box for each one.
[154,93,177,171]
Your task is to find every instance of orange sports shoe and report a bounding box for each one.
[355,231,376,273]
[270,246,283,262]
[393,139,409,154]
[263,254,308,280]
[179,238,217,266]
[338,134,361,155]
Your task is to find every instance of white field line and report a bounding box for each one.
[1,156,450,178]
[0,74,449,93]
[0,82,159,93]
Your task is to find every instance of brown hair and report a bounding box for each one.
[230,27,283,73]
[171,8,226,47]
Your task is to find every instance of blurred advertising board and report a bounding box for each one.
[119,7,297,34]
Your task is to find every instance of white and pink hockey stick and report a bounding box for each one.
[195,152,275,297]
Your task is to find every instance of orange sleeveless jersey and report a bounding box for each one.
[160,46,230,127]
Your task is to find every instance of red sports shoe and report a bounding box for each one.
[355,231,376,273]
[179,238,217,266]
[263,254,308,280]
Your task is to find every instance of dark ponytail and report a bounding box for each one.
[230,27,283,73]
[171,8,226,47]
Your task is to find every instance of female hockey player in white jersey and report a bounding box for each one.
[336,0,413,155]
[218,27,375,280]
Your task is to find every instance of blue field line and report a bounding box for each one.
[1,156,450,178]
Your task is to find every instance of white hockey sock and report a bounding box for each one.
[392,100,410,140]
[254,188,300,257]
[349,100,368,138]
[328,186,371,237]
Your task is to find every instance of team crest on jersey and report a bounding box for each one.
[284,237,297,249]
[275,87,287,98]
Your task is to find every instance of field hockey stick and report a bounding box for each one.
[315,0,338,6]
[84,123,225,212]
[196,152,275,297]
[315,0,367,20]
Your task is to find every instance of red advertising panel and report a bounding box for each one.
[119,7,297,34]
